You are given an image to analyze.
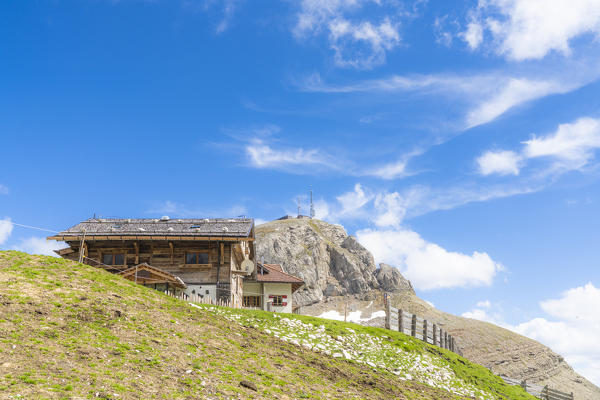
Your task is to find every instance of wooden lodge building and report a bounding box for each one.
[48,217,304,311]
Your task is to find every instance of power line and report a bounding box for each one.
[7,221,59,233]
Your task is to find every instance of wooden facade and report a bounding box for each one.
[49,218,255,306]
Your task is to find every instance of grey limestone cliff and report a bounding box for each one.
[255,218,413,307]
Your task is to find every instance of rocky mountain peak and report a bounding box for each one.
[255,218,413,307]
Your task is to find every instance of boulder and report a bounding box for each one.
[374,263,414,294]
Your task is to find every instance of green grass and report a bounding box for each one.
[0,250,536,399]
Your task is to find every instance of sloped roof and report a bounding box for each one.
[48,217,254,240]
[118,263,187,289]
[256,263,304,292]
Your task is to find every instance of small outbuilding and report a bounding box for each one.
[242,263,304,313]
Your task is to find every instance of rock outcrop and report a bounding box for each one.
[255,218,413,307]
[255,217,600,400]
[375,263,414,294]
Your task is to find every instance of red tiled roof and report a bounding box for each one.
[263,263,283,272]
[256,263,304,292]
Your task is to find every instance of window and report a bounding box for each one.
[103,253,125,266]
[243,296,261,308]
[271,295,283,307]
[185,252,209,265]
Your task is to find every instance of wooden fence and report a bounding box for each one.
[164,291,231,307]
[384,299,459,354]
[500,375,574,400]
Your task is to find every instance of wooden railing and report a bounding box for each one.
[500,376,574,400]
[164,291,231,307]
[384,300,459,354]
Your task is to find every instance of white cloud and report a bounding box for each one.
[476,300,491,309]
[513,283,600,386]
[373,192,408,227]
[471,0,600,61]
[336,183,373,218]
[524,117,600,170]
[0,184,8,195]
[253,218,268,226]
[477,150,522,176]
[461,21,483,50]
[356,228,503,290]
[293,0,402,69]
[313,198,331,220]
[245,139,335,170]
[539,282,600,323]
[462,284,600,385]
[477,117,600,177]
[328,17,401,69]
[0,218,13,245]
[12,237,64,257]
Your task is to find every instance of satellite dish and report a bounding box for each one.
[240,259,255,275]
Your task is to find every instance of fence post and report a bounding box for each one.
[385,294,391,330]
[520,379,527,392]
[411,314,417,337]
[433,324,437,346]
[398,309,404,334]
[422,319,428,343]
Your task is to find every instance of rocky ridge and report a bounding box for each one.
[255,217,600,400]
[255,218,413,307]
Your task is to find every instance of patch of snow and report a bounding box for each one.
[317,309,386,323]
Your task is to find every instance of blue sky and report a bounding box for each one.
[1,0,600,384]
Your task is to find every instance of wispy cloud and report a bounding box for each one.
[214,0,241,34]
[316,181,541,230]
[231,128,419,179]
[0,184,8,195]
[464,77,573,128]
[292,0,406,69]
[148,201,248,218]
[300,72,580,129]
[245,139,338,170]
[184,0,243,34]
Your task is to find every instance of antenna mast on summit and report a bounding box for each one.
[310,186,315,219]
[297,196,301,218]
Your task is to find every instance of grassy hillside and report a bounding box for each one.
[0,251,534,399]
